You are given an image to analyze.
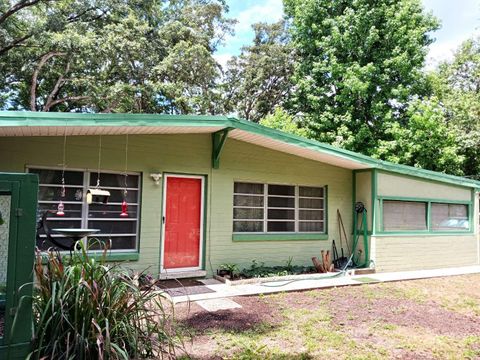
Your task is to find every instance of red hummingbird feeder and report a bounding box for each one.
[57,174,66,216]
[57,201,65,216]
[120,199,128,217]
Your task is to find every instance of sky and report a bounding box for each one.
[215,0,480,70]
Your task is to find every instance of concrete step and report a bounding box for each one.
[159,270,207,280]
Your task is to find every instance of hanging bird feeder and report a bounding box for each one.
[57,125,67,216]
[57,201,65,216]
[87,136,110,204]
[86,188,110,204]
[120,198,128,217]
[119,134,129,217]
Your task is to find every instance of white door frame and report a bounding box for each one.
[160,174,205,273]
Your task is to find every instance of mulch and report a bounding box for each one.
[175,296,280,333]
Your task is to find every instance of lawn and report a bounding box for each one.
[175,274,480,359]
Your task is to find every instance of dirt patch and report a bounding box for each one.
[327,287,480,336]
[258,283,480,337]
[175,296,279,333]
[173,275,480,359]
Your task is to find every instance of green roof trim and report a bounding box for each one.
[1,111,479,189]
[0,110,230,127]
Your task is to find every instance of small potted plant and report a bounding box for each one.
[217,263,239,279]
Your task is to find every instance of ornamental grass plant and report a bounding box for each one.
[30,242,181,359]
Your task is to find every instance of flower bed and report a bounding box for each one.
[214,271,341,286]
[215,259,337,286]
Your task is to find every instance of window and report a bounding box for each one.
[233,182,325,233]
[431,203,469,230]
[383,200,427,231]
[30,167,140,251]
[381,199,471,233]
[267,184,295,232]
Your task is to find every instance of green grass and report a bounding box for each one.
[181,275,480,359]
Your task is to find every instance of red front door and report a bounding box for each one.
[163,176,202,269]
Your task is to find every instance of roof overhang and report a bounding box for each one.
[229,129,369,170]
[0,125,223,136]
[0,111,479,189]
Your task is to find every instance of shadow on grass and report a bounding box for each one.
[180,308,278,333]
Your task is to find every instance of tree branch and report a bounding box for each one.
[43,60,71,111]
[0,32,34,56]
[30,51,66,111]
[45,96,89,110]
[0,0,43,26]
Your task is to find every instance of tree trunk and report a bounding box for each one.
[30,51,65,111]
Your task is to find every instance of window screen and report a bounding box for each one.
[30,167,140,251]
[431,203,469,230]
[233,182,325,233]
[298,186,324,232]
[267,184,295,232]
[383,200,427,231]
[233,182,264,233]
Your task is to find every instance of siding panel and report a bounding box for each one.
[0,135,353,276]
[374,235,477,272]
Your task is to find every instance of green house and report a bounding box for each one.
[0,111,479,278]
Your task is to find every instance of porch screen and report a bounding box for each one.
[382,200,427,231]
[233,182,325,233]
[30,167,140,251]
[431,203,469,230]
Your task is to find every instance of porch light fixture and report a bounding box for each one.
[150,173,162,185]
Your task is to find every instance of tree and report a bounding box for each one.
[259,107,308,137]
[283,0,439,154]
[429,38,480,178]
[0,0,234,113]
[375,98,464,175]
[222,20,295,122]
[0,0,51,57]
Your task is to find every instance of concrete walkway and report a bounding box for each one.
[169,265,480,304]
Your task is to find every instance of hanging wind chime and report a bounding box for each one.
[57,123,68,216]
[86,136,110,204]
[120,134,129,217]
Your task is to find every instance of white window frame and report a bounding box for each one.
[233,181,326,234]
[28,165,141,252]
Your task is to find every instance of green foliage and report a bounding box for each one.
[219,263,239,275]
[284,0,439,154]
[30,242,181,359]
[1,0,474,177]
[1,0,234,113]
[429,38,480,178]
[240,259,314,279]
[374,98,464,175]
[223,20,295,122]
[259,107,308,137]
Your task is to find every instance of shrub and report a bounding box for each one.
[219,263,239,278]
[240,259,315,279]
[30,242,181,359]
